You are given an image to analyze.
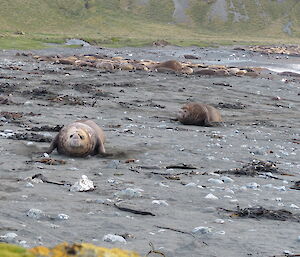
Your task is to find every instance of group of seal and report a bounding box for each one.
[47,102,222,157]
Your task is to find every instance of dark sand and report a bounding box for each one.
[0,45,299,256]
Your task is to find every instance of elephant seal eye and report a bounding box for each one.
[70,135,73,138]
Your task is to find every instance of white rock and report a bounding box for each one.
[208,178,224,184]
[246,182,260,189]
[205,193,218,200]
[19,240,29,248]
[114,188,143,198]
[273,186,286,191]
[215,230,226,235]
[262,184,273,189]
[24,101,34,106]
[214,219,225,224]
[25,182,34,188]
[290,204,299,209]
[221,176,234,183]
[103,234,126,244]
[26,209,45,219]
[0,232,18,243]
[192,226,212,234]
[152,200,168,206]
[185,182,197,187]
[224,188,235,194]
[70,175,94,192]
[57,213,69,220]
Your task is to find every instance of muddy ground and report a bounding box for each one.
[0,45,300,257]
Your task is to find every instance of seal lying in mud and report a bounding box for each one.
[47,120,106,157]
[177,102,222,126]
[153,60,193,74]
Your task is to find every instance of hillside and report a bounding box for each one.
[0,0,299,49]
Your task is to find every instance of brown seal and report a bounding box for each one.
[177,102,222,126]
[47,120,105,157]
[153,60,193,74]
[154,60,182,72]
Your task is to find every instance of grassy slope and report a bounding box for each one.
[0,0,299,49]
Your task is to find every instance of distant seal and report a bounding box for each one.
[47,120,105,157]
[177,102,222,126]
[154,60,182,72]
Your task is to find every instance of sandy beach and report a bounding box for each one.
[0,45,299,257]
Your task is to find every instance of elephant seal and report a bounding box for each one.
[154,60,182,72]
[177,102,222,126]
[47,120,105,157]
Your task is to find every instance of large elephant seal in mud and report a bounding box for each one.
[153,60,193,74]
[47,120,105,157]
[177,102,222,126]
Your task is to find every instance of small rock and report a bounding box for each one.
[106,160,120,169]
[192,226,212,234]
[214,219,225,224]
[0,232,18,243]
[70,175,94,192]
[205,193,219,200]
[246,182,260,189]
[103,234,126,244]
[208,178,224,184]
[57,213,69,220]
[152,200,168,206]
[185,182,197,187]
[290,204,299,209]
[19,240,29,248]
[26,208,45,219]
[114,188,143,198]
[221,176,234,183]
[25,182,34,188]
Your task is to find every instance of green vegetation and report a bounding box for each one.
[0,0,299,50]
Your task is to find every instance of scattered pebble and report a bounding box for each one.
[0,232,18,243]
[103,234,126,244]
[192,226,212,234]
[106,160,120,169]
[205,193,219,200]
[57,213,69,220]
[25,182,34,188]
[221,176,234,183]
[114,188,143,198]
[208,178,224,184]
[185,182,197,187]
[26,208,45,219]
[70,175,94,192]
[214,219,225,224]
[246,182,260,189]
[152,200,168,206]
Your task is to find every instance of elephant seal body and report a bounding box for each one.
[177,102,222,126]
[47,120,105,157]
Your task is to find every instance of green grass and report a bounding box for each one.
[0,0,299,50]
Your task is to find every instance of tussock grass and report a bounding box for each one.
[0,0,299,50]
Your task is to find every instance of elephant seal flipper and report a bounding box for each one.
[46,134,59,154]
